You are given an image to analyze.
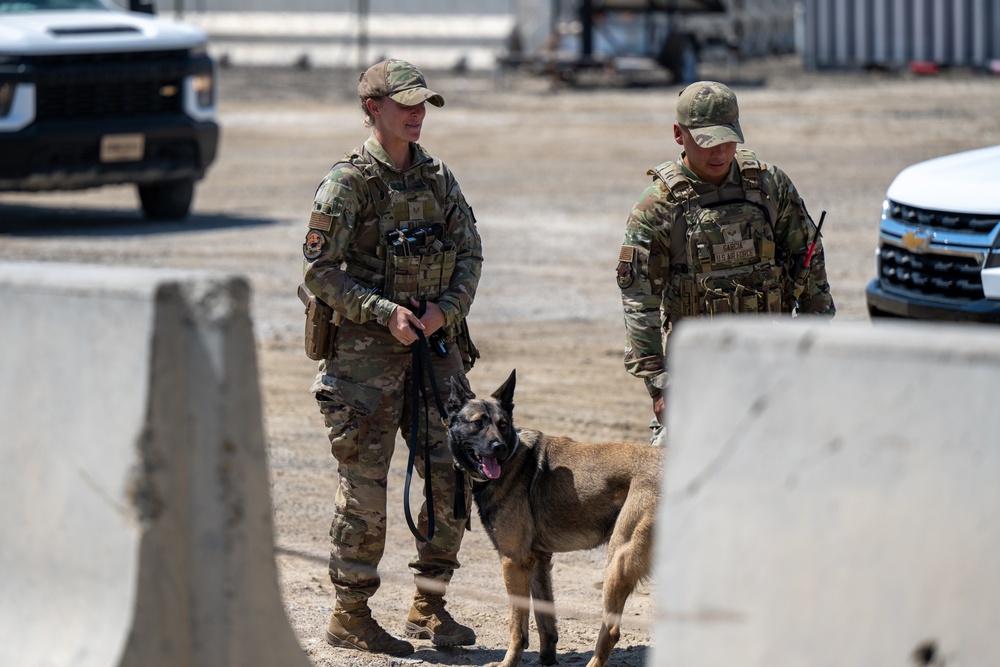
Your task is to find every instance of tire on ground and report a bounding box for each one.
[138,179,195,220]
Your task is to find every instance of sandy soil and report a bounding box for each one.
[2,56,999,667]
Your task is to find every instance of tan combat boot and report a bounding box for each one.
[326,601,414,656]
[404,593,477,646]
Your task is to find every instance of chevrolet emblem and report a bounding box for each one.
[902,229,933,253]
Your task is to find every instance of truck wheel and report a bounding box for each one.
[138,179,195,220]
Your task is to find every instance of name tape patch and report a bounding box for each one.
[713,239,755,264]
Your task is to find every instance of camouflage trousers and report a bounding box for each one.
[315,319,472,606]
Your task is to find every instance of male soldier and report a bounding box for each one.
[301,59,482,657]
[618,81,835,446]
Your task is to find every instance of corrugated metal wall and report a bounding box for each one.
[802,0,1000,70]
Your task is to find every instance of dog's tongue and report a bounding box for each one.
[482,457,502,479]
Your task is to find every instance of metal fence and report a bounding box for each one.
[802,0,1000,70]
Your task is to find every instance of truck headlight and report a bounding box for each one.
[191,72,214,108]
[0,82,14,117]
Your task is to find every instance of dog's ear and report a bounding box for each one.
[446,375,475,414]
[492,369,516,413]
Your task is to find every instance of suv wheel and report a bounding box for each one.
[138,179,195,220]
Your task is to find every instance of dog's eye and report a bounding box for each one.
[497,419,508,430]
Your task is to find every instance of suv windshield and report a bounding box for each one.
[0,0,109,11]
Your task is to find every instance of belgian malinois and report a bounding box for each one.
[446,370,662,667]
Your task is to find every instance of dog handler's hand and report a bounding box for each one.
[388,305,424,345]
[410,297,445,337]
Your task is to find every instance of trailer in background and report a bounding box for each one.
[502,0,808,85]
[801,0,1000,72]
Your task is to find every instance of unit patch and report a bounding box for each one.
[617,245,636,289]
[303,230,325,260]
[309,210,333,232]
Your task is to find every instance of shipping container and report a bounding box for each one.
[802,0,1000,70]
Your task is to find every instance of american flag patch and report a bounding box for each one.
[619,245,635,262]
[309,211,333,232]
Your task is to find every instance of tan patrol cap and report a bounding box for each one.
[676,81,744,147]
[358,59,444,107]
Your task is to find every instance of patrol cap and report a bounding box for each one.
[676,81,744,147]
[358,59,444,107]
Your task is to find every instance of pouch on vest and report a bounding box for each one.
[384,224,457,303]
[298,282,339,361]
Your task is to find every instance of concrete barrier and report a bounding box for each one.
[0,262,309,667]
[652,319,1000,666]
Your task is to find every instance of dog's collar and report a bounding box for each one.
[503,431,522,466]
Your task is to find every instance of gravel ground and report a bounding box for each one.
[2,55,999,667]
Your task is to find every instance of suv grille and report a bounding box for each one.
[887,200,1000,234]
[28,50,189,121]
[878,245,984,300]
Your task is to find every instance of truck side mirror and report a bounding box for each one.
[129,0,156,14]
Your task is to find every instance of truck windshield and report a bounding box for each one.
[0,0,110,11]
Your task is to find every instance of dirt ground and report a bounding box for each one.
[2,56,999,667]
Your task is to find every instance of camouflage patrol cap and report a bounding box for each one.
[676,81,744,147]
[358,59,445,107]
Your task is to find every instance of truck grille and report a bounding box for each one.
[887,200,1000,234]
[29,50,189,121]
[878,245,984,300]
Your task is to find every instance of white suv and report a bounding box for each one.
[865,145,1000,323]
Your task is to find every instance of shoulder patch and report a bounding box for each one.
[309,210,333,232]
[617,245,636,290]
[303,230,325,261]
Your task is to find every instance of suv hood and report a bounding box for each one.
[0,10,207,55]
[886,145,1000,216]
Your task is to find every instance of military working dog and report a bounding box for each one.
[446,370,662,667]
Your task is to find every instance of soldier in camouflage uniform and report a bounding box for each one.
[301,59,483,657]
[618,81,835,446]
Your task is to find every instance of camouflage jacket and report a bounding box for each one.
[302,135,482,334]
[619,152,835,396]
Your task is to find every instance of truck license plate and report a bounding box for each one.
[100,133,145,163]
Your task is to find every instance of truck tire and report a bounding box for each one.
[138,179,195,220]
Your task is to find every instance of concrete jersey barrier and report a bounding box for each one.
[652,318,1000,665]
[0,261,309,667]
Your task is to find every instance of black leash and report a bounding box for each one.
[404,300,456,543]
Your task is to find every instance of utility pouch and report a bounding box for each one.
[298,283,339,361]
[455,318,480,371]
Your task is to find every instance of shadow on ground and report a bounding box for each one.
[0,202,277,237]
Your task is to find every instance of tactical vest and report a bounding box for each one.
[340,146,457,306]
[650,149,789,319]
